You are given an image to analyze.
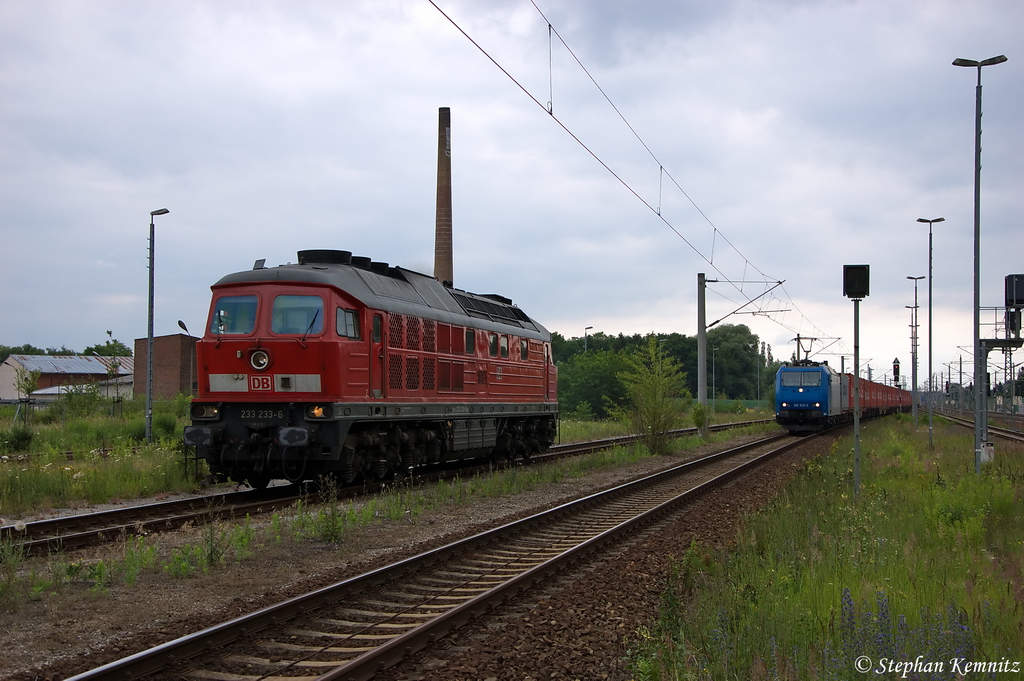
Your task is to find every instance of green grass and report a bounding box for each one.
[1,444,201,516]
[628,414,1024,680]
[558,408,775,445]
[0,397,201,516]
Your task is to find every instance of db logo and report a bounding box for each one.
[249,375,273,391]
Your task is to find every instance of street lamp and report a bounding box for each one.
[584,326,593,352]
[917,217,944,447]
[711,347,719,414]
[146,207,170,443]
[953,54,1006,474]
[907,276,924,426]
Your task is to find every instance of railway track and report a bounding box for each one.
[2,419,774,556]
[67,430,805,681]
[935,411,1024,445]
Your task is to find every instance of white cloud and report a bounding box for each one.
[1,0,1021,384]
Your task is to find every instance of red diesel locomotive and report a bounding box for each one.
[183,249,558,488]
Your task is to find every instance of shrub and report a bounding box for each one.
[691,403,709,434]
[154,414,178,439]
[0,426,33,454]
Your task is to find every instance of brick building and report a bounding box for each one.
[133,333,197,399]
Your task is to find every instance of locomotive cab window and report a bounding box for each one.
[271,295,324,335]
[210,295,257,335]
[465,329,475,355]
[782,371,821,387]
[336,308,361,339]
[489,333,499,357]
[372,315,382,343]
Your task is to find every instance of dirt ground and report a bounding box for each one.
[0,431,826,681]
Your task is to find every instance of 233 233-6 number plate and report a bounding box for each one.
[239,409,285,420]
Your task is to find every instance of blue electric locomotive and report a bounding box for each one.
[775,361,848,433]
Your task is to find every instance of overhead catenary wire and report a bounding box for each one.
[430,0,841,356]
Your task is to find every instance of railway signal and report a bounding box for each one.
[844,264,869,499]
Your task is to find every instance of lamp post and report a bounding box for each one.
[907,276,924,426]
[584,326,593,352]
[953,54,1006,474]
[146,208,170,443]
[711,347,719,414]
[178,320,195,397]
[916,217,944,447]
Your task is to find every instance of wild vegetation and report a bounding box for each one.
[628,415,1024,679]
[554,324,782,420]
[0,418,777,607]
[0,394,197,516]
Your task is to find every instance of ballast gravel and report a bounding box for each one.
[0,430,831,681]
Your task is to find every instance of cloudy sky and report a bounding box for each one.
[1,0,1021,388]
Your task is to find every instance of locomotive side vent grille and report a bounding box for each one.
[406,356,420,391]
[422,357,435,391]
[388,354,403,390]
[406,316,421,351]
[423,319,436,353]
[389,313,404,349]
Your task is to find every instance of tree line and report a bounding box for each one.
[0,333,132,365]
[552,323,782,419]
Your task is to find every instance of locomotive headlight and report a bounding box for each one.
[781,402,788,408]
[306,404,333,419]
[190,404,221,420]
[250,349,271,371]
[814,403,820,407]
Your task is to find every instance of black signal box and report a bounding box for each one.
[1006,274,1024,308]
[843,265,870,299]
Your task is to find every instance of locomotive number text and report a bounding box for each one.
[239,409,284,420]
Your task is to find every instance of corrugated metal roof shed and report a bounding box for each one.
[10,354,134,376]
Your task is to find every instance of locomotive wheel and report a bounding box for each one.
[246,473,272,490]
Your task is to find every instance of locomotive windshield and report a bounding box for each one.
[272,295,324,335]
[210,295,257,335]
[781,370,821,387]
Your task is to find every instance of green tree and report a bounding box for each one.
[83,331,132,357]
[611,335,691,456]
[707,324,761,400]
[14,366,40,399]
[557,349,630,419]
[0,344,47,365]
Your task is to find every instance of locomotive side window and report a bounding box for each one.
[336,308,361,339]
[520,339,528,360]
[210,295,257,335]
[372,315,382,343]
[489,333,499,357]
[271,295,324,335]
[499,335,509,359]
[465,329,475,355]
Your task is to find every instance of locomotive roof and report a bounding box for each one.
[212,252,551,340]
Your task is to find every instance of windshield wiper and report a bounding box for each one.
[300,309,320,342]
